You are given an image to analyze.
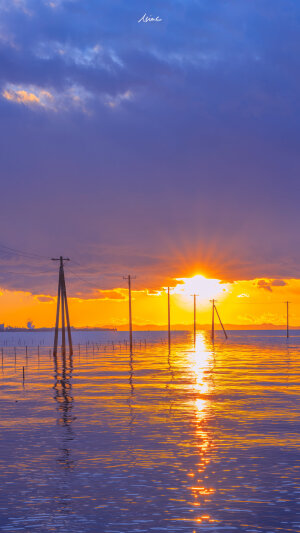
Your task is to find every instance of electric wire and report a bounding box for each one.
[0,241,50,261]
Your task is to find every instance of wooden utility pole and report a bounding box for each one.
[167,287,171,349]
[211,298,215,341]
[192,294,197,342]
[123,275,136,353]
[52,256,73,356]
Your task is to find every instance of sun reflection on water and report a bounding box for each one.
[188,332,216,513]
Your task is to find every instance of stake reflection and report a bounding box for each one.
[53,350,75,470]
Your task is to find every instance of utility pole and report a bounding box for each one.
[168,287,171,349]
[52,256,73,356]
[286,301,289,339]
[192,294,197,342]
[211,298,215,341]
[123,275,136,353]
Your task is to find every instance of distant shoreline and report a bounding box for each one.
[0,327,117,333]
[0,326,299,332]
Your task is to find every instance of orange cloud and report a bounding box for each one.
[1,83,91,112]
[3,88,40,104]
[96,289,126,301]
[2,86,53,107]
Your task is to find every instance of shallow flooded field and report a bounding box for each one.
[0,330,300,532]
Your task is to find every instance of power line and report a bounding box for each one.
[65,266,103,291]
[0,268,57,276]
[0,241,50,261]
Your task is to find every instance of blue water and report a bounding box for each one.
[0,331,299,532]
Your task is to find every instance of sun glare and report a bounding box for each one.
[173,274,229,302]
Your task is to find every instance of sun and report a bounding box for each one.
[172,274,229,302]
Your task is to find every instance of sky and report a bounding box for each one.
[0,0,300,327]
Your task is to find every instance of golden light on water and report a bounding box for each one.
[191,333,213,449]
[187,333,215,503]
[173,274,229,303]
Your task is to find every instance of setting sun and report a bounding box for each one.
[172,274,229,302]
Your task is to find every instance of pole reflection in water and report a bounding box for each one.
[128,352,135,429]
[53,350,75,470]
[166,347,175,419]
[127,351,138,471]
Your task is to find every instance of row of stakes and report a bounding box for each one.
[1,338,175,384]
[0,337,175,356]
[0,340,148,355]
[1,338,171,365]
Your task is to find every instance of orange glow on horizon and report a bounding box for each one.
[1,275,300,328]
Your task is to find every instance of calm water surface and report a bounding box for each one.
[0,331,300,532]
